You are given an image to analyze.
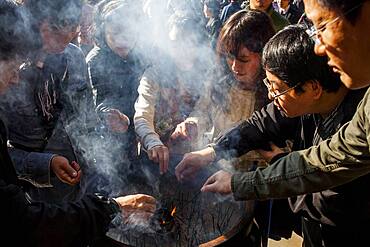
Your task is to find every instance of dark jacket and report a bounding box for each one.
[213,89,370,246]
[220,2,241,24]
[278,4,303,24]
[205,17,222,50]
[0,118,119,247]
[87,46,148,160]
[0,44,100,203]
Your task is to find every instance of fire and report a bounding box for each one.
[171,207,177,217]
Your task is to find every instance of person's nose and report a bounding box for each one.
[314,38,326,56]
[231,59,242,73]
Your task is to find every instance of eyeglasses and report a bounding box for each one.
[263,78,301,100]
[306,3,363,45]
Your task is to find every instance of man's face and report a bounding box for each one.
[40,21,80,54]
[0,59,21,94]
[265,71,316,117]
[226,46,262,90]
[278,0,290,9]
[304,0,370,89]
[250,0,273,11]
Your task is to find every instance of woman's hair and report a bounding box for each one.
[217,9,275,57]
[0,0,41,60]
[262,25,341,93]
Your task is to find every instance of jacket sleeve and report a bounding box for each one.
[231,88,370,201]
[8,147,55,188]
[0,180,119,246]
[134,72,163,150]
[63,44,100,131]
[213,102,299,160]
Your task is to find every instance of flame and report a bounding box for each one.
[171,207,177,217]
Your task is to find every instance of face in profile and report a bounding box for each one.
[0,59,21,94]
[226,46,262,90]
[40,21,80,54]
[304,0,370,89]
[265,70,317,118]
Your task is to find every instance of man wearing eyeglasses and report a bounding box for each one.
[0,0,100,203]
[176,25,370,245]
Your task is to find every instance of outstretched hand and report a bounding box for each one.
[175,147,215,182]
[106,108,130,133]
[114,194,157,224]
[201,170,232,195]
[148,145,169,174]
[51,156,81,185]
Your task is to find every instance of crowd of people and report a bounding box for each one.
[0,0,369,246]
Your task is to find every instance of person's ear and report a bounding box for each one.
[308,80,323,100]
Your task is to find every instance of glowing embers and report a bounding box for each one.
[155,206,178,233]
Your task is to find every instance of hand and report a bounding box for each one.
[256,142,284,163]
[201,170,232,195]
[170,121,198,141]
[175,147,215,181]
[51,156,81,185]
[106,109,130,133]
[114,194,156,225]
[148,145,169,174]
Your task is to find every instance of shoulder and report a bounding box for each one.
[64,43,84,57]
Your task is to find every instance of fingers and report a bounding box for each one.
[175,156,187,180]
[51,156,81,185]
[201,171,232,194]
[106,109,129,133]
[70,161,80,172]
[201,174,217,192]
[148,146,169,174]
[162,148,169,174]
[63,162,79,178]
[148,148,158,162]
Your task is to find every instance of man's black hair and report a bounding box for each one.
[262,25,341,93]
[0,0,41,60]
[25,0,83,27]
[317,0,367,24]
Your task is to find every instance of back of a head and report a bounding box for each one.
[25,0,83,27]
[217,9,275,57]
[0,0,41,60]
[262,25,341,92]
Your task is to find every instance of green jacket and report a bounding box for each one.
[243,1,290,31]
[267,4,290,31]
[232,87,370,200]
